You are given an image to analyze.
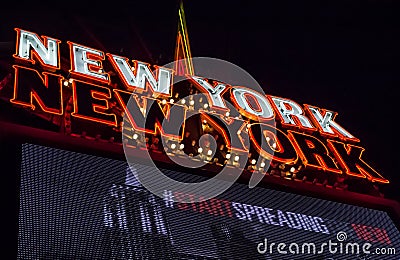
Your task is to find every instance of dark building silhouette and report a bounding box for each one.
[211,222,264,260]
[104,184,177,260]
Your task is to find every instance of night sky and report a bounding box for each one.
[1,0,398,200]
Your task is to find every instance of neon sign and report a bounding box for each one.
[4,28,389,184]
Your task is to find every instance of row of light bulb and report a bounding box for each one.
[266,136,277,149]
[246,157,296,173]
[157,98,239,120]
[170,143,185,150]
[225,153,240,162]
[63,78,74,87]
[132,132,295,173]
[197,147,214,156]
[160,98,209,109]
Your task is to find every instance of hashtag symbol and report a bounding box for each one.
[163,190,174,208]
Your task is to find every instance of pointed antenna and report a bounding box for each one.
[174,1,195,76]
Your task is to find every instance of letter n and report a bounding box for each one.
[11,65,63,115]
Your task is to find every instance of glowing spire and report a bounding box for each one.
[174,1,194,76]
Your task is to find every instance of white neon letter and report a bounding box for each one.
[307,105,356,139]
[108,54,172,96]
[189,76,228,110]
[15,29,59,68]
[271,97,314,128]
[69,43,109,82]
[232,87,274,120]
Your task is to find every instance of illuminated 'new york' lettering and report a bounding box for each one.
[305,105,358,141]
[327,140,389,183]
[108,54,173,96]
[114,89,187,140]
[14,29,60,69]
[11,65,63,115]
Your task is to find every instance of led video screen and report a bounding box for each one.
[18,143,399,259]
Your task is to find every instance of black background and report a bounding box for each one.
[0,1,398,198]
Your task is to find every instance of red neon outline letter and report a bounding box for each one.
[11,65,63,115]
[327,140,389,183]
